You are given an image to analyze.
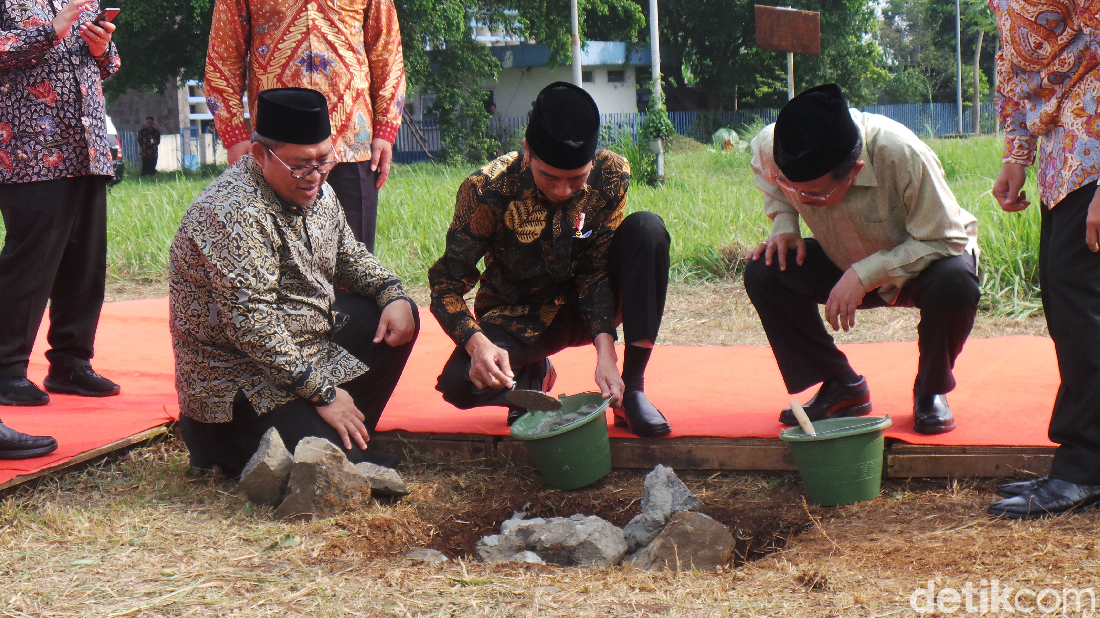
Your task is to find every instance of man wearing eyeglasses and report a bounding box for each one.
[168,88,418,476]
[744,84,979,435]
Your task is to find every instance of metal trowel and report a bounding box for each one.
[504,385,562,411]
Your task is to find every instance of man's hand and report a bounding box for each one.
[314,387,370,450]
[371,138,393,189]
[593,333,624,406]
[465,332,514,390]
[53,0,95,39]
[78,18,114,57]
[749,232,806,271]
[1086,186,1100,252]
[374,300,416,346]
[227,141,250,166]
[992,162,1031,212]
[825,268,868,332]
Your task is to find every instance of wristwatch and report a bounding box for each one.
[316,384,337,406]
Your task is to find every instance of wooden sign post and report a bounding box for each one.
[754,5,821,100]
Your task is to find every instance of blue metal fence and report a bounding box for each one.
[393,101,1000,163]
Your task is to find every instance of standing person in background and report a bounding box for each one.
[203,0,406,252]
[987,0,1100,519]
[0,0,122,408]
[137,116,160,176]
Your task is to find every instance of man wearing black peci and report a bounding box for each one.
[744,84,980,435]
[429,82,672,437]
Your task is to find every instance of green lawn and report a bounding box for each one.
[0,136,1042,314]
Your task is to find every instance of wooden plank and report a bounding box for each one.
[885,444,1054,478]
[609,438,797,471]
[371,431,497,463]
[0,425,169,493]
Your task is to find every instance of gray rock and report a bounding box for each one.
[474,533,527,563]
[273,437,372,520]
[405,547,449,564]
[511,551,545,564]
[353,461,409,496]
[623,509,669,553]
[625,511,734,572]
[525,515,627,567]
[238,428,293,507]
[640,464,701,519]
[501,516,545,535]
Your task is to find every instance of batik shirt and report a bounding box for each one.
[991,0,1100,207]
[137,126,159,158]
[169,155,410,423]
[0,0,119,184]
[203,0,405,162]
[428,150,629,347]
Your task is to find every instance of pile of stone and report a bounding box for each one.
[409,464,734,571]
[238,428,409,520]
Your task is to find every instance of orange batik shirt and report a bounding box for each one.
[204,0,406,162]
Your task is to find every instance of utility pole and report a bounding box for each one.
[956,0,964,134]
[570,0,582,86]
[649,0,663,178]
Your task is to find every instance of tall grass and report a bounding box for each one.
[0,136,1044,315]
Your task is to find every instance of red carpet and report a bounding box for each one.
[0,298,1059,486]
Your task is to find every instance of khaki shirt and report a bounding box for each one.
[750,109,978,303]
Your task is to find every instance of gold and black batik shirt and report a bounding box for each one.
[428,149,630,347]
[169,155,410,423]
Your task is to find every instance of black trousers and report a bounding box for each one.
[743,238,979,395]
[1041,183,1100,485]
[436,211,670,409]
[326,161,380,252]
[141,156,157,175]
[0,176,109,378]
[178,292,420,477]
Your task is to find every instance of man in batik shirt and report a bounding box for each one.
[988,0,1100,519]
[169,88,418,475]
[137,116,159,176]
[203,0,405,252]
[0,0,122,418]
[429,82,672,438]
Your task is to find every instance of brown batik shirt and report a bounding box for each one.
[428,149,629,347]
[169,155,410,423]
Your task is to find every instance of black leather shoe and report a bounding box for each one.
[507,408,526,426]
[613,391,671,437]
[0,421,58,459]
[913,388,956,434]
[0,377,49,406]
[779,377,871,426]
[996,475,1047,499]
[44,366,120,397]
[988,477,1100,519]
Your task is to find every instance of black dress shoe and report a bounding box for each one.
[913,388,956,434]
[996,475,1046,499]
[44,366,120,397]
[988,477,1100,519]
[613,391,671,437]
[0,376,49,406]
[779,377,871,426]
[507,408,526,426]
[0,420,58,459]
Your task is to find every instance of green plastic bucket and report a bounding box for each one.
[780,416,892,506]
[510,392,613,490]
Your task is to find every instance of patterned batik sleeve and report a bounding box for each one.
[333,205,409,308]
[203,0,252,149]
[574,165,626,341]
[0,24,56,70]
[364,0,405,143]
[428,177,495,346]
[994,47,1037,166]
[197,204,327,401]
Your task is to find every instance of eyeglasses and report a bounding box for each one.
[263,145,339,178]
[774,171,853,204]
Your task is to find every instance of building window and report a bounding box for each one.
[582,70,594,83]
[607,70,625,83]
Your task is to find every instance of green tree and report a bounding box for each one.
[104,0,214,100]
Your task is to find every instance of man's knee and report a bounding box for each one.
[922,258,980,310]
[617,212,670,251]
[743,255,779,299]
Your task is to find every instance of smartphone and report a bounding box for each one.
[92,7,120,24]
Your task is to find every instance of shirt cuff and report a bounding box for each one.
[373,120,400,144]
[850,253,890,291]
[770,211,800,236]
[220,122,251,149]
[291,366,329,401]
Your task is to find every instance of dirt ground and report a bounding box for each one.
[1,278,1077,617]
